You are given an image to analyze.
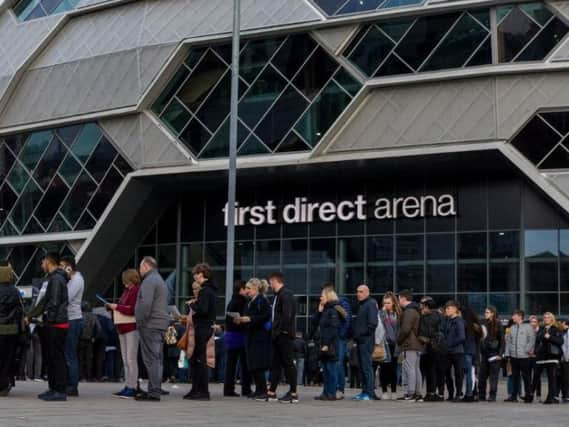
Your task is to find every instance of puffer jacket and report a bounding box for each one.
[398,302,424,351]
[535,325,564,361]
[505,322,535,359]
[184,308,215,368]
[0,275,23,336]
[444,316,466,354]
[26,269,69,325]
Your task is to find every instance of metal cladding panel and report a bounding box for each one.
[1,43,176,127]
[496,72,569,140]
[313,25,358,54]
[32,0,321,69]
[547,173,569,199]
[99,113,188,168]
[0,12,61,76]
[77,0,119,7]
[328,78,497,152]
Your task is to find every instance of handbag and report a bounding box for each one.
[372,344,385,362]
[319,344,337,360]
[177,328,189,351]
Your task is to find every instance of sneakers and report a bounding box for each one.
[38,390,54,399]
[41,392,67,402]
[0,387,11,397]
[423,394,437,402]
[314,394,336,401]
[113,387,137,399]
[66,387,79,397]
[504,397,518,403]
[353,393,372,401]
[278,392,299,404]
[264,392,279,402]
[134,391,160,401]
[414,395,424,402]
[254,393,270,402]
[336,391,345,400]
[397,394,415,401]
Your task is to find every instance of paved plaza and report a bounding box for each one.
[0,381,567,427]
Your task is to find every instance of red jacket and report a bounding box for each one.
[116,285,139,335]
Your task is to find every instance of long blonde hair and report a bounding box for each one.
[247,278,269,294]
[322,287,339,303]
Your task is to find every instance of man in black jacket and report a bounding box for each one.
[267,272,298,404]
[184,263,217,401]
[26,253,69,402]
[351,285,378,401]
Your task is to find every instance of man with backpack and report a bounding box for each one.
[397,289,424,402]
[418,297,447,402]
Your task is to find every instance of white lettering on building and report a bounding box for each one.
[223,194,456,226]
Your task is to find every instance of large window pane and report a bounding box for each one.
[490,261,519,292]
[396,265,423,292]
[427,263,454,293]
[458,263,486,292]
[255,240,281,267]
[489,293,519,316]
[367,265,394,294]
[490,231,519,259]
[526,229,558,292]
[457,293,487,313]
[526,293,559,315]
[427,233,454,260]
[396,235,424,261]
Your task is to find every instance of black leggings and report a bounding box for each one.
[534,363,558,401]
[380,358,397,393]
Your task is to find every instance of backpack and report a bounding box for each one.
[80,312,98,341]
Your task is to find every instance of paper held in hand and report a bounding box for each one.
[113,310,135,325]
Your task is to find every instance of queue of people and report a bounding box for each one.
[2,254,569,406]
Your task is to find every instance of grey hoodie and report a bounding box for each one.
[135,269,169,331]
[505,322,535,359]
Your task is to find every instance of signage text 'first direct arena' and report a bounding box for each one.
[223,194,456,226]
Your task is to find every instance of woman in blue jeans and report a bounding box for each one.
[462,306,483,402]
[312,287,345,401]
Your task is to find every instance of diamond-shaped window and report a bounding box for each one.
[151,33,362,159]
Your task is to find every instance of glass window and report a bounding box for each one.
[367,265,394,294]
[490,261,519,292]
[526,293,559,315]
[368,236,393,262]
[490,231,519,259]
[526,230,558,292]
[255,85,309,150]
[457,293,487,313]
[293,47,339,100]
[255,240,281,266]
[309,266,335,294]
[395,12,461,70]
[272,34,317,80]
[489,293,519,315]
[422,13,489,71]
[458,233,486,259]
[497,6,540,62]
[348,25,395,76]
[427,233,454,260]
[295,80,352,147]
[426,263,454,293]
[511,115,562,166]
[396,265,423,292]
[310,238,336,265]
[458,263,486,292]
[396,235,424,261]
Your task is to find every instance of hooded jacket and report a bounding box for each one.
[398,302,424,352]
[313,302,341,361]
[26,268,69,325]
[271,286,296,338]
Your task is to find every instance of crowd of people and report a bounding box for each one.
[1,255,569,405]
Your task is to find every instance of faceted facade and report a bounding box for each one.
[2,0,569,318]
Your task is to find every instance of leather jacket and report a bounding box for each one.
[27,269,69,325]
